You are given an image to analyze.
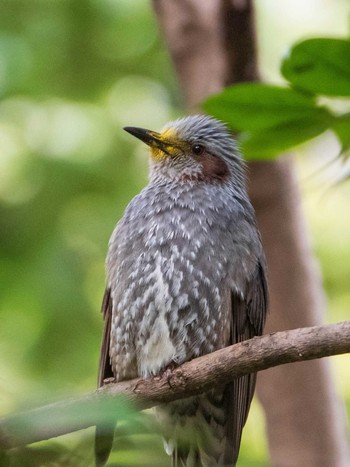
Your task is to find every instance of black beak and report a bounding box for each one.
[123,126,170,154]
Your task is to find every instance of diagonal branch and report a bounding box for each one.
[1,321,349,450]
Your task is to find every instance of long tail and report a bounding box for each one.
[161,375,255,467]
[172,446,201,467]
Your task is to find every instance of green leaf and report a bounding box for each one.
[331,113,350,158]
[203,83,326,131]
[239,113,333,160]
[281,38,350,97]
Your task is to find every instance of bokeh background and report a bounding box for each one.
[0,0,349,465]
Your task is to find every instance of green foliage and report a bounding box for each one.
[203,37,350,159]
[1,397,168,467]
[281,38,350,97]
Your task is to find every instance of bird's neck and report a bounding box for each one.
[148,155,246,189]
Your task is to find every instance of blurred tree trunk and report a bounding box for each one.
[152,1,350,466]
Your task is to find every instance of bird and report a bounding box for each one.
[95,114,268,467]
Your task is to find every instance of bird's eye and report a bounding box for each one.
[192,144,204,155]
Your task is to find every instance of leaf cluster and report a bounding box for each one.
[203,38,350,159]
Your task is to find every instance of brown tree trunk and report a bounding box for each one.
[152,1,350,466]
[249,158,350,466]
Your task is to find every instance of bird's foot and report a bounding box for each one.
[103,377,116,385]
[132,378,144,393]
[159,361,179,388]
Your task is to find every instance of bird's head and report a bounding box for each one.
[124,115,245,185]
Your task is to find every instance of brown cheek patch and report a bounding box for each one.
[200,152,229,182]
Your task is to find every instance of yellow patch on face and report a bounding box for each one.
[149,128,188,161]
[150,147,167,161]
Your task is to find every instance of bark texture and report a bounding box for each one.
[152,1,350,466]
[0,322,349,450]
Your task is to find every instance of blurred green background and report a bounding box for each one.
[0,0,349,465]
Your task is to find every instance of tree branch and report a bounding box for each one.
[1,321,349,450]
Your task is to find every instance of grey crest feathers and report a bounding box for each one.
[162,115,240,161]
[149,115,246,187]
[95,115,268,467]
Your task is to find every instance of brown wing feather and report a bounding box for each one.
[224,260,268,465]
[97,287,114,387]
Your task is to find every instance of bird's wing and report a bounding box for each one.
[95,287,115,467]
[224,260,268,465]
[97,287,114,387]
